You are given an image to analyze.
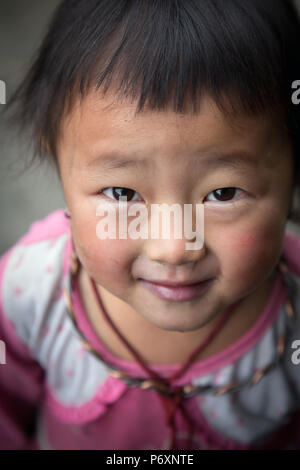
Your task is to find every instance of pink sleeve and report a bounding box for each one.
[0,248,45,450]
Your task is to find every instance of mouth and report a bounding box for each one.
[138,278,216,302]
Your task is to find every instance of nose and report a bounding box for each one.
[142,202,206,266]
[145,235,206,266]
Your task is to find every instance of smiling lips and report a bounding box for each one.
[138,278,216,301]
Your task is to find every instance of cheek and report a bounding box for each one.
[214,226,283,284]
[235,234,257,248]
[73,223,137,285]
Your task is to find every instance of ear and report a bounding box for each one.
[41,137,50,154]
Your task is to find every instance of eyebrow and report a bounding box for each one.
[201,151,259,170]
[86,149,259,172]
[87,154,151,170]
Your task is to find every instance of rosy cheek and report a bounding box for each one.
[224,230,279,281]
[224,228,272,255]
[227,235,259,268]
[89,239,129,271]
[235,234,258,248]
[214,231,260,255]
[234,234,272,264]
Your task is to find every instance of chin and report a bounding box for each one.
[143,312,213,333]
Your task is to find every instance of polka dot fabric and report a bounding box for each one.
[0,209,300,449]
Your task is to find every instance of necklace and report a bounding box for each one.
[63,244,296,449]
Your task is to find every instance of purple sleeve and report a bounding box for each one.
[0,248,45,450]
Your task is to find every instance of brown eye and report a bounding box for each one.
[205,187,243,202]
[113,188,135,201]
[102,187,141,202]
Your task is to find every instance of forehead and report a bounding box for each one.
[57,89,286,171]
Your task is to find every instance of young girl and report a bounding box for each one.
[1,0,300,450]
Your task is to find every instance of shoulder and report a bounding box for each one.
[0,210,128,421]
[0,208,70,258]
[187,230,300,447]
[280,229,300,397]
[0,208,72,349]
[282,229,300,332]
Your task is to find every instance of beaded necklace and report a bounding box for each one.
[62,218,296,449]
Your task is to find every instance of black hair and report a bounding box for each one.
[4,0,300,220]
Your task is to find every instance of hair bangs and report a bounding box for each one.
[5,0,300,170]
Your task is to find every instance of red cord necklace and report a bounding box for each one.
[64,211,294,450]
[87,264,241,450]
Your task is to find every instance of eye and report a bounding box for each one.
[100,187,142,202]
[204,187,244,203]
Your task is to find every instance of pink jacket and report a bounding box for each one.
[1,209,300,450]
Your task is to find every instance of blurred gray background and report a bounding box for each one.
[0,0,64,255]
[0,0,300,256]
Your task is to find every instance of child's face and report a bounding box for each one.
[57,90,295,333]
